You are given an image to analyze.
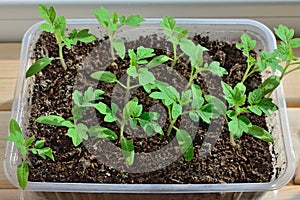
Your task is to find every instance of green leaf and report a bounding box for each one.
[93,7,111,28]
[119,16,126,24]
[191,84,204,110]
[37,147,55,161]
[124,15,145,26]
[17,162,29,190]
[160,16,176,30]
[63,29,96,49]
[205,95,227,117]
[111,103,119,115]
[139,112,163,135]
[94,102,118,122]
[31,149,37,154]
[129,118,138,129]
[146,55,170,69]
[6,126,26,156]
[257,51,282,72]
[67,128,82,147]
[71,106,85,120]
[160,16,188,43]
[121,139,135,166]
[236,33,256,57]
[221,82,246,107]
[76,123,89,140]
[26,57,53,78]
[9,119,22,138]
[176,129,194,161]
[53,16,66,36]
[291,38,300,48]
[189,111,199,122]
[112,11,118,24]
[206,61,228,76]
[138,68,156,86]
[143,83,156,93]
[72,90,83,106]
[248,88,278,116]
[112,39,126,59]
[226,110,236,119]
[259,75,280,96]
[228,116,252,138]
[252,98,278,116]
[181,90,192,105]
[83,87,104,103]
[136,46,155,62]
[63,37,77,49]
[91,71,118,83]
[172,103,182,119]
[275,25,294,44]
[88,126,118,140]
[36,115,67,127]
[38,4,55,24]
[157,82,180,102]
[198,104,213,124]
[6,119,27,157]
[39,23,54,33]
[74,29,96,43]
[94,102,111,114]
[248,125,274,142]
[25,136,35,147]
[123,98,142,120]
[180,39,207,68]
[64,122,88,147]
[247,105,262,116]
[128,49,138,68]
[127,65,138,78]
[34,140,45,149]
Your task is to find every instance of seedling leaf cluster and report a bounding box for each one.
[7,4,300,190]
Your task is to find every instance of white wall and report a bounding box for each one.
[0,0,299,41]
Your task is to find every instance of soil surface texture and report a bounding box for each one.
[27,31,274,184]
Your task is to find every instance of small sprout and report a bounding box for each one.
[26,4,96,77]
[237,25,300,91]
[118,98,163,165]
[180,39,227,89]
[149,82,219,161]
[221,82,276,146]
[160,16,189,68]
[92,46,169,102]
[93,6,145,60]
[6,119,54,189]
[37,87,117,147]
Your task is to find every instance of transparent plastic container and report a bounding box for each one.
[4,19,295,199]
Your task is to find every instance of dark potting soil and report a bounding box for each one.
[26,31,274,184]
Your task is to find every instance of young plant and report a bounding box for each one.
[160,16,189,68]
[91,46,169,101]
[149,82,220,161]
[96,98,163,166]
[6,119,54,189]
[236,25,300,94]
[26,4,96,77]
[36,87,118,147]
[93,7,145,60]
[91,47,168,165]
[218,25,300,146]
[180,39,228,90]
[221,82,277,146]
[274,25,300,80]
